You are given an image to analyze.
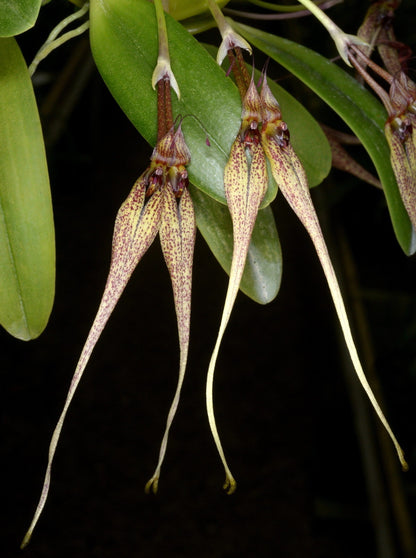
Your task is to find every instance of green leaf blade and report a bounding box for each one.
[0,0,42,37]
[0,38,55,340]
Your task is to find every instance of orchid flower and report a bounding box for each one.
[348,45,416,232]
[297,0,416,231]
[357,0,403,76]
[21,3,195,546]
[203,6,407,491]
[206,77,268,493]
[21,106,195,548]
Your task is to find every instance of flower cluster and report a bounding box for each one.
[21,5,195,545]
[204,17,407,491]
[22,1,410,547]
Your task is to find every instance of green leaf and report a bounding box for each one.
[89,0,330,208]
[233,21,416,255]
[167,0,229,22]
[0,38,55,340]
[191,185,281,304]
[0,0,42,37]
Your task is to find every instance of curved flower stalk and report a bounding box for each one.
[352,2,416,232]
[259,73,408,472]
[294,0,368,66]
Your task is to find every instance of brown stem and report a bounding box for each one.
[227,50,247,98]
[235,47,251,91]
[349,51,394,115]
[157,78,173,141]
[227,47,252,100]
[157,80,166,141]
[164,77,173,132]
[349,43,394,85]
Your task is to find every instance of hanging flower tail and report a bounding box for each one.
[260,75,408,472]
[206,78,267,494]
[21,170,165,549]
[146,124,196,493]
[146,0,196,493]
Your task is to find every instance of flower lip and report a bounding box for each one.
[168,165,189,198]
[389,115,412,142]
[145,124,191,198]
[260,75,290,147]
[145,165,165,197]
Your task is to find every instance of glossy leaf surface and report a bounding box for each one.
[167,0,228,21]
[0,0,42,37]
[0,38,55,340]
[191,186,281,304]
[233,21,415,255]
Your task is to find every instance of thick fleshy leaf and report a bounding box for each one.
[180,13,217,34]
[0,0,42,36]
[21,177,164,548]
[89,0,328,305]
[191,185,281,305]
[146,186,196,493]
[233,21,416,255]
[167,0,228,21]
[0,37,54,340]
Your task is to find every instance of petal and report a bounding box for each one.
[263,135,408,471]
[385,123,416,231]
[206,137,267,493]
[145,185,196,493]
[21,177,164,548]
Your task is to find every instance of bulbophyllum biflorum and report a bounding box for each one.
[203,13,407,492]
[21,0,196,541]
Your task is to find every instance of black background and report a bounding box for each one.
[2,1,416,557]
